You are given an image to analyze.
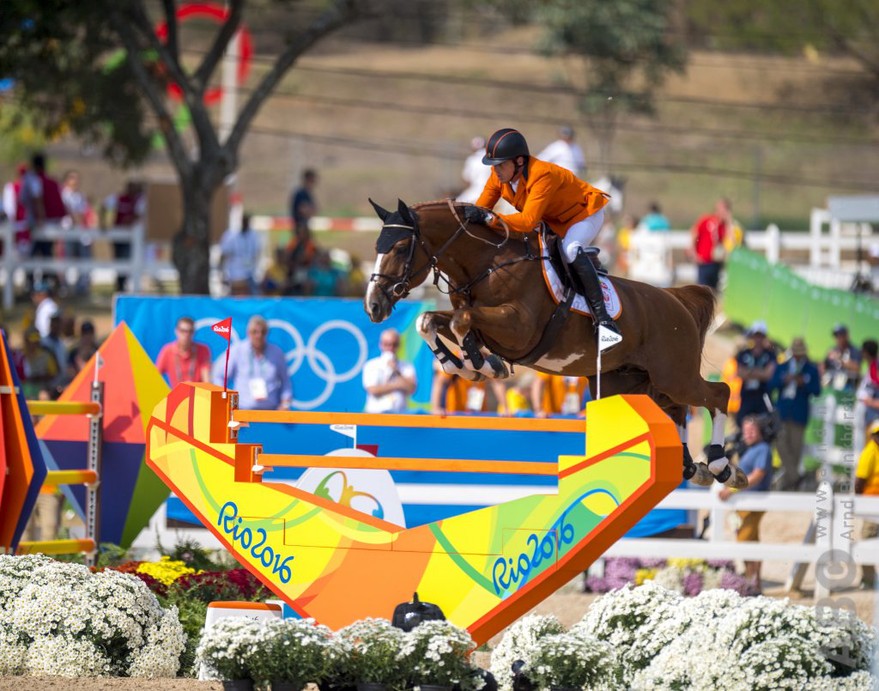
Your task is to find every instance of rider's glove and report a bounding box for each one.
[464,206,491,225]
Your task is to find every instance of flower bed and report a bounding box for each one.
[491,582,876,691]
[585,557,753,596]
[0,554,185,678]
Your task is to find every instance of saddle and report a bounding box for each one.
[539,223,608,296]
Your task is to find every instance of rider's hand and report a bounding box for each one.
[464,206,491,225]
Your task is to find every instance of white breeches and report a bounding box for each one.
[560,208,605,263]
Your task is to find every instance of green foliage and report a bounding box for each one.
[161,537,223,572]
[97,543,134,568]
[0,0,153,166]
[534,0,686,115]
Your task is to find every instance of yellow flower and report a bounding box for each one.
[634,568,658,585]
[136,556,199,585]
[667,558,704,570]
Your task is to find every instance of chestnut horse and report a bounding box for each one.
[364,199,747,488]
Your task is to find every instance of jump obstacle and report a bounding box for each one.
[0,376,105,565]
[147,382,680,645]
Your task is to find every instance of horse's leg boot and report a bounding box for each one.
[570,250,622,347]
[461,331,485,370]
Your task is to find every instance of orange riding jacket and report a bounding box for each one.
[475,158,609,237]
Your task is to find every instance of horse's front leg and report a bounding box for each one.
[448,305,522,380]
[416,311,484,381]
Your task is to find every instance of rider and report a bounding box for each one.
[463,127,622,346]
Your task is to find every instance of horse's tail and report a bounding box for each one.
[666,285,716,349]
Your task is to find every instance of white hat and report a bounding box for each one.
[748,320,768,336]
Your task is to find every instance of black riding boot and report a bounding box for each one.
[570,249,623,348]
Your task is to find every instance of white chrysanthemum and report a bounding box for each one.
[489,614,564,691]
[0,554,184,678]
[24,635,112,677]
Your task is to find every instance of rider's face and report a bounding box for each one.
[492,159,518,184]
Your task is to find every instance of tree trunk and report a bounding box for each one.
[172,176,214,295]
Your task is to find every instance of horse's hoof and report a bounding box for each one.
[689,463,714,486]
[683,463,696,480]
[724,465,750,490]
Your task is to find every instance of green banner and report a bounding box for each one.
[725,248,879,359]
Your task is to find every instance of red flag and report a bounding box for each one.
[211,318,233,391]
[212,317,232,341]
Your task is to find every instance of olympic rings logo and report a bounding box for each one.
[194,317,368,410]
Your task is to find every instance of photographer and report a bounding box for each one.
[770,337,821,491]
[735,321,777,430]
[362,328,417,413]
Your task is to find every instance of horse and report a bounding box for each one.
[364,198,747,489]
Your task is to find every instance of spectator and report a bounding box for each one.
[156,316,212,388]
[770,337,821,491]
[213,315,291,411]
[456,136,491,204]
[637,202,671,232]
[103,180,145,292]
[536,125,586,177]
[31,281,60,339]
[856,419,879,589]
[614,214,638,278]
[219,213,262,296]
[718,415,773,595]
[2,164,31,257]
[306,248,344,296]
[286,169,319,295]
[857,340,879,434]
[735,321,777,429]
[689,197,733,291]
[504,374,533,416]
[430,364,506,415]
[21,326,59,399]
[41,313,68,393]
[67,319,99,379]
[261,246,289,296]
[60,169,93,296]
[531,372,589,418]
[362,328,417,413]
[821,324,861,392]
[20,152,66,290]
[0,323,27,381]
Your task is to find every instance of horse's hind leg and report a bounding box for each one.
[649,369,748,489]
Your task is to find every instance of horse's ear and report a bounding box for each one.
[369,198,391,221]
[397,199,414,224]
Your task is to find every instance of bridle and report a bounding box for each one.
[368,200,537,304]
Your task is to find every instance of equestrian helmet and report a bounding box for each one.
[482,128,529,165]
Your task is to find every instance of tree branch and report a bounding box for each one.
[160,0,179,65]
[193,0,244,90]
[226,0,364,153]
[107,5,192,180]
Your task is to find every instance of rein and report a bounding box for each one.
[369,202,547,303]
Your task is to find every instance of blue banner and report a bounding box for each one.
[114,296,435,412]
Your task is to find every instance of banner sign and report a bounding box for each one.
[114,296,435,412]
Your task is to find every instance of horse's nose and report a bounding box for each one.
[367,300,382,322]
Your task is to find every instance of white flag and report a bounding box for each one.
[598,325,623,353]
[330,424,357,439]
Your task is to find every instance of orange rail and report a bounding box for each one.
[235,409,584,433]
[259,453,558,476]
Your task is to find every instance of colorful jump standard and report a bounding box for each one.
[146,382,680,645]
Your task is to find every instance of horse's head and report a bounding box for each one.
[364,198,430,323]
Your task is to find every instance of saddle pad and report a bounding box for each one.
[539,233,622,319]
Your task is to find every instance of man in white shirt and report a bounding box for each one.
[219,213,262,295]
[32,281,60,338]
[536,125,586,177]
[362,328,417,413]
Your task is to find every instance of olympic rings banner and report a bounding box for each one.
[114,296,435,412]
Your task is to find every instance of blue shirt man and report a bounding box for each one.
[213,315,292,410]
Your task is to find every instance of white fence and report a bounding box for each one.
[605,484,879,599]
